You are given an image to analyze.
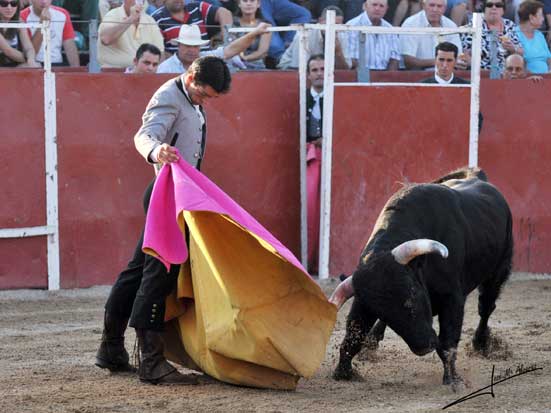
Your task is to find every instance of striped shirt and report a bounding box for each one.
[347,13,400,70]
[152,2,219,54]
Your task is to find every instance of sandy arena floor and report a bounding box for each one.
[0,273,550,413]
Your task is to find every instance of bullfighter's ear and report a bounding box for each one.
[391,239,448,265]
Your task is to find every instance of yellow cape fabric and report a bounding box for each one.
[162,210,337,390]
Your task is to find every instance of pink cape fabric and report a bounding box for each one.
[142,154,306,275]
[306,143,322,273]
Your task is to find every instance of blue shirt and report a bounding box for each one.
[515,28,551,74]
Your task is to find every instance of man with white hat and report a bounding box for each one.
[157,23,271,73]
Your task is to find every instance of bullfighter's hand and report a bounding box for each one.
[157,144,179,164]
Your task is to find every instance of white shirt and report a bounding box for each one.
[400,11,462,61]
[347,13,400,70]
[434,72,454,84]
[22,6,74,63]
[310,87,323,119]
[157,47,225,73]
[277,29,352,70]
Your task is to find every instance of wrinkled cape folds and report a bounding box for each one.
[142,156,336,390]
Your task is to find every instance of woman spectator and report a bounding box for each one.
[232,0,271,69]
[461,0,523,73]
[515,0,551,73]
[0,0,39,67]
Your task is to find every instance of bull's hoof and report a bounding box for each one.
[332,367,363,381]
[472,328,491,355]
[443,374,464,392]
[364,335,380,351]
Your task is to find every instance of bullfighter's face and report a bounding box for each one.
[358,253,438,355]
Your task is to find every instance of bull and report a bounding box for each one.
[330,167,513,386]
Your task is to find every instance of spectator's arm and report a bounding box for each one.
[0,32,26,63]
[335,36,349,69]
[214,7,233,40]
[387,58,399,71]
[223,22,270,60]
[31,5,52,53]
[403,55,434,69]
[241,31,272,62]
[63,38,80,66]
[19,28,39,67]
[99,8,140,45]
[393,0,409,26]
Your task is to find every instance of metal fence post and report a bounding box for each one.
[88,19,100,73]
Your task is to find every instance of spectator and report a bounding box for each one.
[152,0,232,55]
[231,0,272,69]
[420,41,468,82]
[308,0,364,22]
[0,0,39,67]
[98,0,164,68]
[260,0,311,64]
[503,52,544,80]
[393,0,422,26]
[305,54,324,274]
[21,0,80,66]
[99,0,122,20]
[347,0,400,70]
[421,42,484,132]
[157,22,269,72]
[277,6,351,69]
[545,0,551,44]
[51,0,98,50]
[400,0,463,70]
[125,42,162,72]
[515,0,551,74]
[461,0,522,74]
[146,0,165,14]
[445,0,467,25]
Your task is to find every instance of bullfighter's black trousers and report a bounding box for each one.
[105,179,181,331]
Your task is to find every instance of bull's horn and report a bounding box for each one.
[391,239,449,265]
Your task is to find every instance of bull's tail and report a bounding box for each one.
[328,276,354,310]
[431,166,488,184]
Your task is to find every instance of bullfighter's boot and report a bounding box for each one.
[136,329,199,385]
[95,312,135,372]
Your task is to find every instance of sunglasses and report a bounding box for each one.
[485,2,504,8]
[0,1,19,7]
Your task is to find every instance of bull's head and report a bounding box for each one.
[357,239,448,356]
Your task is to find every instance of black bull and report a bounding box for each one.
[329,168,513,386]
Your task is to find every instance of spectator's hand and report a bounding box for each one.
[455,52,470,70]
[39,6,51,23]
[499,36,516,54]
[157,144,179,164]
[253,22,271,36]
[128,4,143,25]
[527,75,543,83]
[20,60,41,68]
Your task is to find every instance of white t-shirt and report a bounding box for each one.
[400,11,462,61]
[157,47,225,73]
[21,5,75,64]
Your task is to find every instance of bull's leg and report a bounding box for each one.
[436,298,465,388]
[333,299,376,381]
[365,320,387,350]
[473,264,510,354]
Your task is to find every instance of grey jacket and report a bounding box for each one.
[134,75,206,173]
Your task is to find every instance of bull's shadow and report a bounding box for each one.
[329,167,513,390]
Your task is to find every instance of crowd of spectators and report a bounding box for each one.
[1,0,550,77]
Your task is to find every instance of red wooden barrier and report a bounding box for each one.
[1,70,550,289]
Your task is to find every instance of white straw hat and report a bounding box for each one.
[175,25,210,46]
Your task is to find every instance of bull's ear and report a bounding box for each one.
[392,239,448,265]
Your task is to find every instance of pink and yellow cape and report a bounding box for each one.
[142,156,336,390]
